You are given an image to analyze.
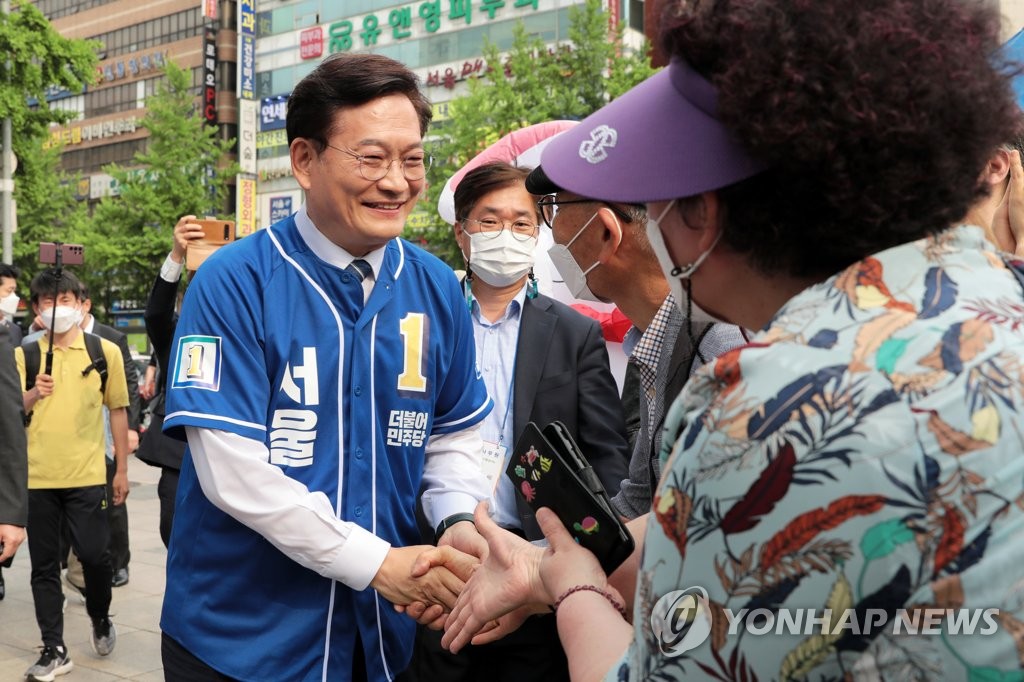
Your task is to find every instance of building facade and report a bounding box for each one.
[251,0,644,229]
[36,0,240,207]
[38,0,645,231]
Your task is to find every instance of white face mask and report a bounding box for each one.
[0,292,18,317]
[40,305,80,335]
[646,199,724,324]
[547,210,607,303]
[466,230,537,288]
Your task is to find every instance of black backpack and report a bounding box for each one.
[22,332,108,425]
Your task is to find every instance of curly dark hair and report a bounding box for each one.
[661,0,1022,278]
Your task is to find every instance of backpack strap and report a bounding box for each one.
[82,332,108,395]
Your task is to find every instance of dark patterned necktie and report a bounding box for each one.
[346,258,372,282]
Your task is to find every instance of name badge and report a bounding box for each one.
[480,440,508,495]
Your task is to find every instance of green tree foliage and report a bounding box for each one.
[12,136,90,271]
[75,60,238,310]
[411,0,658,263]
[1,0,97,271]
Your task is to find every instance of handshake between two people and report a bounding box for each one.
[379,501,623,653]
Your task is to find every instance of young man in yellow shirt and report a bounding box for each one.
[16,268,130,681]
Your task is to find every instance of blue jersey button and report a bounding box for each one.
[354,386,362,396]
[354,506,362,517]
[355,448,363,459]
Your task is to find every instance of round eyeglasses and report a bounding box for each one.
[536,196,637,229]
[462,217,540,242]
[326,144,432,182]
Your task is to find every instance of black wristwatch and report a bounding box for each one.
[434,512,475,544]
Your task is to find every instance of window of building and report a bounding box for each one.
[90,8,206,60]
[35,0,119,21]
[59,138,148,175]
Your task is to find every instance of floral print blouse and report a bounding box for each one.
[614,227,1024,681]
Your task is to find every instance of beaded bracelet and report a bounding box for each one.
[553,584,628,619]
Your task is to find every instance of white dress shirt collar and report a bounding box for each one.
[295,204,387,280]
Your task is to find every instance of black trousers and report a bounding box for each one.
[157,467,179,548]
[105,458,130,571]
[399,612,569,682]
[61,459,130,577]
[162,632,368,681]
[28,486,112,647]
[162,634,238,682]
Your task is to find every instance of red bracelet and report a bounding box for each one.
[553,584,628,619]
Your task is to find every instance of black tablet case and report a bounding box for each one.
[506,421,634,574]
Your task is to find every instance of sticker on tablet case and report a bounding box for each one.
[519,446,554,482]
[520,481,536,502]
[574,516,600,535]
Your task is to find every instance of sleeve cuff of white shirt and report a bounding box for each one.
[430,492,482,528]
[160,254,184,283]
[329,524,391,591]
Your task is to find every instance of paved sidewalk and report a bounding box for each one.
[0,456,166,681]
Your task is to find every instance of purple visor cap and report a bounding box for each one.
[539,59,769,203]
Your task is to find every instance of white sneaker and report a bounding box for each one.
[90,616,116,656]
[24,645,73,681]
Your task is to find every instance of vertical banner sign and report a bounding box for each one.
[238,0,256,100]
[202,0,218,21]
[239,99,258,174]
[237,175,257,236]
[203,29,218,124]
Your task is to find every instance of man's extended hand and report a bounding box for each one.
[395,516,489,628]
[0,524,26,563]
[438,517,488,561]
[371,544,477,614]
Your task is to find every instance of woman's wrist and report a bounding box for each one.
[553,584,628,619]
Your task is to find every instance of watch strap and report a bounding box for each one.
[434,512,475,544]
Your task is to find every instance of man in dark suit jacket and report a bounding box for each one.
[509,294,628,536]
[402,162,629,682]
[134,216,198,547]
[0,321,28,600]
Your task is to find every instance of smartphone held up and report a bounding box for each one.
[39,242,84,266]
[186,219,236,271]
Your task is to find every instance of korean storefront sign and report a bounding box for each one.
[322,0,540,54]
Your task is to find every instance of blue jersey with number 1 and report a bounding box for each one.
[161,214,491,681]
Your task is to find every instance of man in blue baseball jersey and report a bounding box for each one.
[160,53,492,681]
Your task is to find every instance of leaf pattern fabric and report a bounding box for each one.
[610,227,1024,681]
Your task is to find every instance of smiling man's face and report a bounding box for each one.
[293,93,425,256]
